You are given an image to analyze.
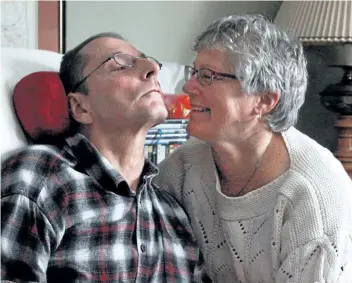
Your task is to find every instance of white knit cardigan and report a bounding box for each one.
[155,127,352,283]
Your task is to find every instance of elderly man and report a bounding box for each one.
[1,32,208,282]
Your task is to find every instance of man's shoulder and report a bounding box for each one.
[152,182,183,208]
[2,143,67,172]
[1,143,72,199]
[150,183,197,238]
[151,183,190,218]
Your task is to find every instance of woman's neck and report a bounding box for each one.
[211,129,278,196]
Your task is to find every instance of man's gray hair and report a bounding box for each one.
[59,32,125,134]
[193,14,308,132]
[60,32,125,95]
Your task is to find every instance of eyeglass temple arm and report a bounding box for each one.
[216,72,237,80]
[72,57,113,92]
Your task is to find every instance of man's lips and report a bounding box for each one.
[144,89,161,95]
[139,89,163,101]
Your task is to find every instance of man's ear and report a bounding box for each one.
[67,92,93,125]
[256,91,280,116]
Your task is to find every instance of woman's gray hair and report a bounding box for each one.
[193,14,308,132]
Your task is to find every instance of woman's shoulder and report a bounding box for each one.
[276,128,352,239]
[282,127,352,201]
[165,137,212,164]
[179,136,210,152]
[283,127,351,184]
[155,137,215,198]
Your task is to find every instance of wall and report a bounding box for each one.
[1,1,38,49]
[65,1,281,65]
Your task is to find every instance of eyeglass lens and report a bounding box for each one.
[114,54,161,69]
[184,66,212,86]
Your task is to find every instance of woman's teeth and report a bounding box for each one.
[192,107,210,112]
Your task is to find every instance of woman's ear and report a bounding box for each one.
[67,93,93,125]
[256,91,280,116]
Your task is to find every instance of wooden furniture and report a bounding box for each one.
[321,67,352,178]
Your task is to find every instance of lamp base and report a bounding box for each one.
[320,66,352,178]
[334,116,352,178]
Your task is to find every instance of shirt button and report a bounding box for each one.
[140,244,146,252]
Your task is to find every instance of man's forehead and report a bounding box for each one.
[83,37,138,59]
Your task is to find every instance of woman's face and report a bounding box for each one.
[183,48,259,144]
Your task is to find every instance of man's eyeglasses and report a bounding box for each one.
[72,53,162,92]
[184,65,238,86]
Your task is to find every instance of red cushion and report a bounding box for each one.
[13,71,69,142]
[163,93,190,119]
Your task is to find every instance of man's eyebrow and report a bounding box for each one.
[111,51,122,56]
[111,51,146,58]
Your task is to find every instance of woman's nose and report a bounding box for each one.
[182,81,191,94]
[182,75,200,95]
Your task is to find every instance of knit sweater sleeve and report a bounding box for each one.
[272,169,352,283]
[275,231,352,283]
[154,148,186,204]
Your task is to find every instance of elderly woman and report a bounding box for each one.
[155,14,352,283]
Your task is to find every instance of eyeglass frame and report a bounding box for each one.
[184,65,238,86]
[72,52,162,93]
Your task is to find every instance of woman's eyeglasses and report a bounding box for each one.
[184,65,238,86]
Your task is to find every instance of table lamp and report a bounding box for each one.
[275,0,352,177]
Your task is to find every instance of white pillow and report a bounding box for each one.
[158,61,185,94]
[0,48,62,159]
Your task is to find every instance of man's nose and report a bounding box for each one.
[140,58,160,80]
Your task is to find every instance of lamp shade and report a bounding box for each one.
[274,0,352,44]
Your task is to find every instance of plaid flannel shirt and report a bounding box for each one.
[1,133,209,283]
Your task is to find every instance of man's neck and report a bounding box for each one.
[88,127,148,191]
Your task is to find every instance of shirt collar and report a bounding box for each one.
[65,133,158,195]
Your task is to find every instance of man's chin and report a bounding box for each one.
[136,100,168,127]
[150,110,168,127]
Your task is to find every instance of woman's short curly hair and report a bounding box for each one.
[193,14,308,132]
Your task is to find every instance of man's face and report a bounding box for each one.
[76,37,168,134]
